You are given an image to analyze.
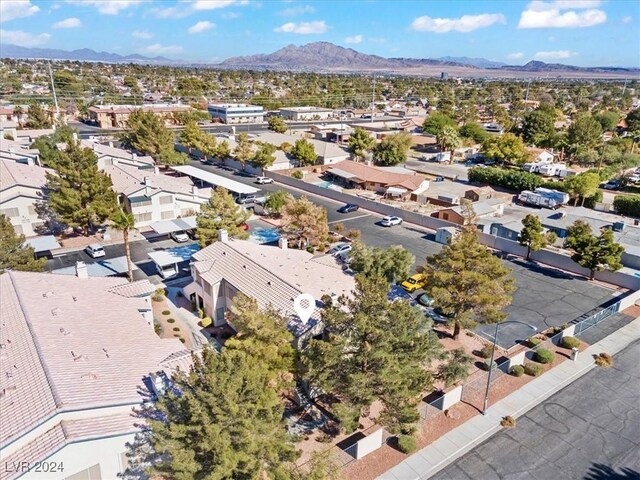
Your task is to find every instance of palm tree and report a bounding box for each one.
[437,125,462,164]
[111,208,135,282]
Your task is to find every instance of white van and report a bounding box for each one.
[156,263,178,279]
[84,244,105,258]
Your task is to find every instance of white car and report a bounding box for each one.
[381,216,403,227]
[84,243,105,258]
[170,230,189,243]
[255,176,274,184]
[328,243,352,257]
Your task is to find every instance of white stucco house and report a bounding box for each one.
[81,139,155,170]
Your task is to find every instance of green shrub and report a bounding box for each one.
[535,348,555,364]
[306,245,315,253]
[468,166,543,192]
[154,323,162,335]
[397,435,417,454]
[167,318,176,324]
[478,344,493,359]
[162,310,170,315]
[482,360,498,371]
[292,170,304,180]
[173,327,180,332]
[613,194,640,217]
[201,316,213,328]
[560,336,580,349]
[179,337,186,343]
[527,336,542,347]
[524,363,544,377]
[510,365,525,377]
[152,288,166,302]
[595,352,613,368]
[500,415,516,428]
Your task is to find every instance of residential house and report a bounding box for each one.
[185,234,356,348]
[80,139,155,170]
[324,160,429,198]
[0,270,190,480]
[0,159,52,237]
[207,103,264,124]
[527,148,556,164]
[432,199,506,226]
[104,163,211,227]
[249,131,350,166]
[279,106,334,121]
[88,104,191,128]
[0,138,41,166]
[0,120,18,140]
[464,186,497,202]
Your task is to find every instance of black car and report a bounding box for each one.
[338,204,359,214]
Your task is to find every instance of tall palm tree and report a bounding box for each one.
[111,208,135,282]
[437,125,462,165]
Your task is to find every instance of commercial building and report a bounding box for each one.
[207,103,264,124]
[278,106,334,121]
[88,104,191,129]
[0,270,189,480]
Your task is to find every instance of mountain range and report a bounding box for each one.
[1,42,638,77]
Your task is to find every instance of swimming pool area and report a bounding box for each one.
[314,180,333,188]
[249,227,281,244]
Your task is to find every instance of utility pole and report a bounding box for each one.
[48,61,60,123]
[371,74,375,123]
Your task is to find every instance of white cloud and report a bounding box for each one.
[534,50,577,59]
[0,0,39,23]
[274,21,327,34]
[132,30,153,39]
[622,16,633,24]
[66,0,142,15]
[191,0,248,11]
[345,34,363,44]
[188,21,215,34]
[148,0,247,18]
[221,11,240,19]
[278,5,315,17]
[506,52,525,59]
[53,17,81,29]
[140,43,183,55]
[518,1,606,28]
[0,29,50,46]
[410,13,506,33]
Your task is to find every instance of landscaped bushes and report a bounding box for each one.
[595,352,614,368]
[478,344,493,359]
[613,195,640,217]
[468,167,543,192]
[397,435,417,454]
[527,337,542,348]
[560,336,580,349]
[524,363,544,377]
[510,365,525,377]
[535,348,555,364]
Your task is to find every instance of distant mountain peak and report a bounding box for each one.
[0,44,175,64]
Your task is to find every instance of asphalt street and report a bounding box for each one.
[431,339,640,480]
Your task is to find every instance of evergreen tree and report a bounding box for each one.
[195,187,250,247]
[347,127,376,160]
[564,172,601,206]
[290,138,317,167]
[179,120,205,152]
[199,134,218,162]
[0,215,46,274]
[522,103,557,148]
[264,190,291,217]
[233,132,253,169]
[436,126,461,164]
[111,208,135,282]
[46,143,117,235]
[120,110,174,162]
[422,229,515,340]
[437,348,472,388]
[226,293,296,387]
[267,116,288,133]
[372,131,412,166]
[30,125,77,168]
[565,220,624,279]
[567,113,603,154]
[140,348,298,480]
[159,146,189,166]
[26,101,52,129]
[349,241,414,284]
[281,196,328,248]
[250,142,277,171]
[519,214,556,260]
[303,275,442,434]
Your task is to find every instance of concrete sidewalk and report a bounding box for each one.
[377,317,640,480]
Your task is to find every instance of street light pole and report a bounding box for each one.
[482,320,537,415]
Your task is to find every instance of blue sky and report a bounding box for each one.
[1,0,638,66]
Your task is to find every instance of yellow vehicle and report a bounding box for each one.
[401,273,427,293]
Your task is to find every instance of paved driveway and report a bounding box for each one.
[431,339,640,480]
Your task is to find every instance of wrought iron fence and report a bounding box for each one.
[573,301,621,336]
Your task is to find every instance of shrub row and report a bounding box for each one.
[613,194,640,218]
[468,167,543,192]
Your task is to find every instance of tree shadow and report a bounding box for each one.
[508,258,576,280]
[583,463,640,480]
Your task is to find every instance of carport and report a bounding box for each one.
[170,165,259,196]
[25,235,61,258]
[51,257,138,277]
[148,216,197,236]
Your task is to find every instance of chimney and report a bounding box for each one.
[109,141,114,148]
[72,132,78,142]
[154,166,160,174]
[75,261,88,279]
[144,176,152,187]
[192,185,198,197]
[218,229,229,243]
[278,237,288,250]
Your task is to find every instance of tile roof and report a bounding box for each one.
[192,240,355,336]
[104,163,211,198]
[327,160,426,192]
[0,271,186,451]
[0,159,52,191]
[80,140,155,165]
[107,279,156,298]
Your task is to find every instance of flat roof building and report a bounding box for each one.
[279,106,334,121]
[207,103,264,124]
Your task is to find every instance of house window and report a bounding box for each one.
[443,213,449,220]
[159,195,173,205]
[65,463,102,480]
[161,210,175,220]
[131,198,152,207]
[133,212,152,223]
[1,207,19,218]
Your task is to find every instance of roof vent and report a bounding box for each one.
[51,307,62,316]
[103,348,110,358]
[71,351,86,362]
[59,328,70,336]
[42,291,54,298]
[0,385,17,400]
[81,373,98,380]
[267,281,272,286]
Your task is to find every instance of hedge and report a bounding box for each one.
[613,195,640,217]
[560,336,580,349]
[468,167,543,192]
[535,348,555,364]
